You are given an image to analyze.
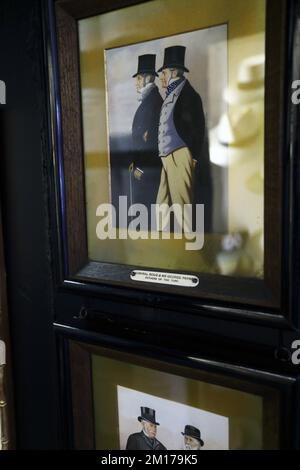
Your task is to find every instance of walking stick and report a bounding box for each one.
[129,163,135,212]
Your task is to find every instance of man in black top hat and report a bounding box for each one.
[130,54,163,211]
[156,45,212,233]
[126,407,167,450]
[182,425,204,450]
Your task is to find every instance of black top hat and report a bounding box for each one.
[157,46,189,73]
[138,407,160,425]
[133,55,158,78]
[181,425,204,447]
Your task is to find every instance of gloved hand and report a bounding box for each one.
[129,163,144,181]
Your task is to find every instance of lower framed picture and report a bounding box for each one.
[57,326,296,450]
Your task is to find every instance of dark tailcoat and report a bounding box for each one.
[126,432,167,451]
[173,80,213,232]
[131,85,163,208]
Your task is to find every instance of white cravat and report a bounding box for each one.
[138,82,155,102]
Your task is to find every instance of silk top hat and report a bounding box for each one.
[133,54,158,78]
[158,46,189,73]
[182,425,204,447]
[138,407,160,425]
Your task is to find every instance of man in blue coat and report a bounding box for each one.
[156,46,212,233]
[130,55,163,211]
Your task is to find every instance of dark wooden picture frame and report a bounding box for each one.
[56,325,298,450]
[46,0,300,327]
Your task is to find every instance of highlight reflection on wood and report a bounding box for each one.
[0,364,9,450]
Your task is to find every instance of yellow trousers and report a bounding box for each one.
[156,147,195,232]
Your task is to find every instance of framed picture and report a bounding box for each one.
[47,0,298,322]
[56,326,297,450]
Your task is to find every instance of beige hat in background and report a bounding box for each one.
[224,54,265,105]
[209,107,261,167]
[209,55,265,168]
